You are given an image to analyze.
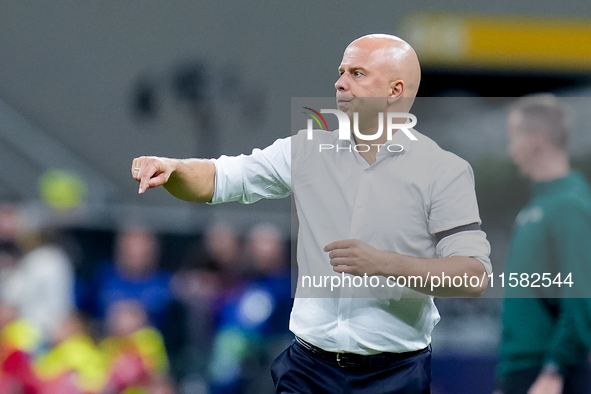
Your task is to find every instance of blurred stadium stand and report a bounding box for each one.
[0,97,117,202]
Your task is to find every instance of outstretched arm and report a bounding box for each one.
[131,156,215,203]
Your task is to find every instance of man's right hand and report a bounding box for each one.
[131,156,216,203]
[131,156,177,194]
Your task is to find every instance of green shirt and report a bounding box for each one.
[497,172,591,380]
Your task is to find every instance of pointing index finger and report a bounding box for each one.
[139,171,151,194]
[138,163,155,194]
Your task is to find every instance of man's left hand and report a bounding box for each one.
[324,239,387,276]
[527,374,563,394]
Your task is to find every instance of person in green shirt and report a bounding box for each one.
[495,94,591,394]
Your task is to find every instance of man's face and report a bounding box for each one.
[507,111,538,177]
[335,42,393,117]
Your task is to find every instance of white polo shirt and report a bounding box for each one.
[210,128,491,354]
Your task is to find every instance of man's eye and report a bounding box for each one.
[354,71,363,76]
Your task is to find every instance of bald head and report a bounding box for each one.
[335,34,421,110]
[340,34,421,101]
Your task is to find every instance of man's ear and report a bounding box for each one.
[387,80,404,105]
[390,80,404,97]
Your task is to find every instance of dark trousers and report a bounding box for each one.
[271,339,431,394]
[499,363,591,394]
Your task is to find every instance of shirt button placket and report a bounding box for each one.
[349,170,371,238]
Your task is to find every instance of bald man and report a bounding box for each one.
[132,34,491,393]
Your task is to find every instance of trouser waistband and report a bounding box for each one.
[294,336,430,370]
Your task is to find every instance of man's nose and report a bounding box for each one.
[335,74,348,91]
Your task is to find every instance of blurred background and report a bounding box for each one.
[1,1,591,393]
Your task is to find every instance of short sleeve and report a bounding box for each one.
[427,158,482,234]
[428,157,491,273]
[436,231,492,274]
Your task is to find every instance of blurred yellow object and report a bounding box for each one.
[35,334,108,393]
[38,169,87,210]
[131,327,169,374]
[101,327,169,394]
[121,388,146,394]
[101,327,169,374]
[0,319,42,353]
[400,12,591,72]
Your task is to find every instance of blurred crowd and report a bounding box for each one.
[0,202,294,394]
